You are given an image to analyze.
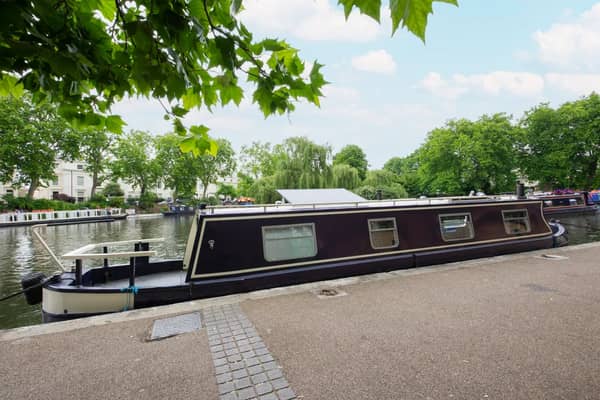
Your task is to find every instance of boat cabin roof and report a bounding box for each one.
[277,188,366,204]
[204,195,533,216]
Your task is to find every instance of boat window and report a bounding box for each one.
[368,218,399,249]
[502,209,531,234]
[262,223,317,262]
[439,213,474,242]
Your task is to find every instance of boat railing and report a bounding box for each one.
[0,208,123,224]
[31,222,164,286]
[61,238,165,286]
[205,195,513,215]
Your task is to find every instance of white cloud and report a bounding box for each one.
[545,73,600,94]
[322,85,361,104]
[420,72,468,99]
[240,0,381,42]
[534,3,600,70]
[420,71,545,98]
[455,71,545,96]
[351,50,397,75]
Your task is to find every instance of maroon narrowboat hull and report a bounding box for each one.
[40,198,559,323]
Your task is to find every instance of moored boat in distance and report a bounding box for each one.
[23,194,566,323]
[161,204,196,216]
[0,208,127,228]
[530,191,598,216]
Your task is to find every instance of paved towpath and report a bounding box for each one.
[2,243,599,399]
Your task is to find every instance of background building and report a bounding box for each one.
[0,160,229,202]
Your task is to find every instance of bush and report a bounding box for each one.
[199,196,219,206]
[108,196,125,208]
[102,182,124,197]
[1,195,81,211]
[217,183,237,199]
[139,192,158,209]
[53,193,76,203]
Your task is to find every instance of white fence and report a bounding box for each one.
[0,208,123,224]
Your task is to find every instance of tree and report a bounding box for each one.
[110,130,161,197]
[101,182,124,197]
[80,129,113,197]
[384,153,423,196]
[354,169,408,199]
[196,138,236,199]
[248,176,279,204]
[519,94,600,189]
[216,183,237,199]
[155,133,203,199]
[273,137,333,189]
[0,1,456,153]
[238,141,278,180]
[332,164,361,190]
[0,96,79,198]
[333,144,368,181]
[418,114,518,195]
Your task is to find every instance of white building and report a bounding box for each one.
[0,160,230,202]
[0,160,173,202]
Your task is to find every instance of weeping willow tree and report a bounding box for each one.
[273,137,333,189]
[332,164,361,190]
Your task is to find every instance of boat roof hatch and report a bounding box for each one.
[277,188,366,204]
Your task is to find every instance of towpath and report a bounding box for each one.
[2,243,600,400]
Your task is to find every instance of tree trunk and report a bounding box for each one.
[90,170,98,198]
[202,181,208,199]
[27,178,39,199]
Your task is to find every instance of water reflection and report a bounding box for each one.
[0,216,193,329]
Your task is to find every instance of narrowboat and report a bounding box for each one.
[23,196,565,323]
[533,192,597,216]
[0,208,127,228]
[161,204,197,216]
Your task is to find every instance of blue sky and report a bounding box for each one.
[113,0,600,168]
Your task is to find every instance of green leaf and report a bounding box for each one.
[84,112,104,126]
[182,90,202,110]
[0,75,24,98]
[390,0,458,41]
[338,0,381,21]
[190,124,210,137]
[179,125,214,156]
[208,139,218,156]
[189,0,205,20]
[179,137,196,153]
[214,37,236,71]
[261,39,286,52]
[96,0,117,20]
[172,105,189,117]
[231,0,243,14]
[105,115,126,133]
[173,118,186,135]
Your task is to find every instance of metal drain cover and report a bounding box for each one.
[314,288,348,299]
[150,312,202,340]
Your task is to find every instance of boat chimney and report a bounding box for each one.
[516,182,526,199]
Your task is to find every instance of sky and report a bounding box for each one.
[112,0,600,169]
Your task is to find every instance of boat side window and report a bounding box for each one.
[438,213,474,242]
[502,209,531,234]
[368,218,399,249]
[262,223,317,262]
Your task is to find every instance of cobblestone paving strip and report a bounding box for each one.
[203,304,297,400]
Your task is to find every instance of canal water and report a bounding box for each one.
[1,213,599,329]
[0,216,193,329]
